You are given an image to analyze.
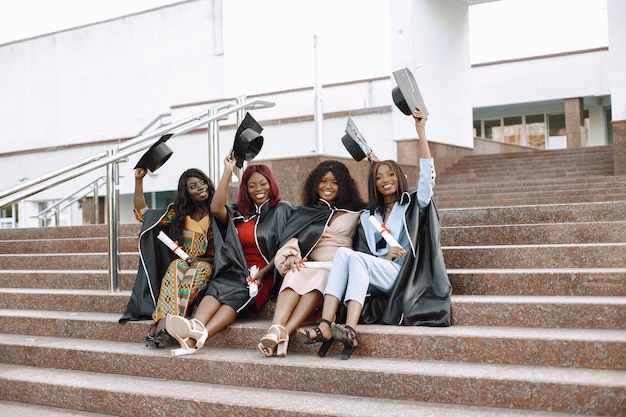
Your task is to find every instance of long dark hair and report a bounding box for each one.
[367,160,408,214]
[302,160,366,210]
[236,164,282,215]
[171,168,215,243]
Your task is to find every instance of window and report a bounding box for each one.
[503,116,523,145]
[484,119,503,141]
[525,114,546,149]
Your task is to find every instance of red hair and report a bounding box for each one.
[237,164,282,215]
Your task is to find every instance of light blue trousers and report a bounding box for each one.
[324,247,401,306]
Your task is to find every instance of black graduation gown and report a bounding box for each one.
[119,205,176,323]
[204,200,292,313]
[278,199,341,258]
[355,197,452,326]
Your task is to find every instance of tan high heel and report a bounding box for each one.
[258,324,289,357]
[165,314,208,356]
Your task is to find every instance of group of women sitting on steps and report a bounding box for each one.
[120,109,451,360]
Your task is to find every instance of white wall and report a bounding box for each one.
[389,0,474,148]
[471,50,611,107]
[0,0,223,154]
[607,0,626,120]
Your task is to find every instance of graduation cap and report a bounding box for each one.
[232,113,264,168]
[392,67,429,116]
[134,133,174,172]
[341,116,374,163]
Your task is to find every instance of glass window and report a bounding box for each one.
[484,119,503,141]
[526,114,546,149]
[503,116,523,145]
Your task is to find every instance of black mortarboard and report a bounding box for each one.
[341,116,373,163]
[392,67,429,116]
[134,133,174,172]
[232,113,264,168]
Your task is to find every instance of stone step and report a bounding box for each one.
[3,220,624,257]
[0,224,140,240]
[2,268,623,297]
[2,242,624,271]
[0,291,623,329]
[442,222,626,245]
[439,202,626,226]
[443,243,626,269]
[0,400,115,417]
[0,270,137,291]
[436,175,625,191]
[0,337,623,416]
[437,194,626,209]
[0,237,138,254]
[448,269,626,296]
[452,146,613,163]
[438,167,614,181]
[0,363,597,417]
[0,312,623,371]
[435,183,625,199]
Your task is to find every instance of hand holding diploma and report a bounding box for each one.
[248,265,259,297]
[157,231,189,261]
[368,216,400,247]
[368,216,406,261]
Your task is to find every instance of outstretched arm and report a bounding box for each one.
[133,168,148,211]
[413,109,431,159]
[210,152,237,224]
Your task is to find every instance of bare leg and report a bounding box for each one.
[271,288,300,327]
[284,291,323,334]
[205,304,237,338]
[344,300,362,330]
[297,294,339,341]
[192,295,222,326]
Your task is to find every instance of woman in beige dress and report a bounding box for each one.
[258,160,366,357]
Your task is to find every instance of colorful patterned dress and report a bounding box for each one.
[135,205,215,322]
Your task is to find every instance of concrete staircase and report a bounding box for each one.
[0,146,624,416]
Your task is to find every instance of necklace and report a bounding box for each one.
[383,200,396,221]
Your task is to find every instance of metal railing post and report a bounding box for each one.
[106,148,121,292]
[208,107,220,184]
[93,180,99,224]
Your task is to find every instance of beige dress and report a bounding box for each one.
[278,211,361,295]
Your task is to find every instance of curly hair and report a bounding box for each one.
[236,164,282,215]
[171,168,215,243]
[302,160,366,210]
[367,160,408,215]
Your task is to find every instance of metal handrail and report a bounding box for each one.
[0,98,275,208]
[0,96,275,292]
[33,176,106,226]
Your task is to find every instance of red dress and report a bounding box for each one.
[237,219,272,311]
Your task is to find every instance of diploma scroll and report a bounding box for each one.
[157,231,189,261]
[368,216,401,247]
[248,265,259,297]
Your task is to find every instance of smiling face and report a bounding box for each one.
[375,163,398,201]
[186,176,210,202]
[247,171,271,206]
[317,171,339,204]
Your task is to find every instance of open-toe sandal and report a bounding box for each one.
[258,324,289,358]
[331,323,358,360]
[165,314,208,356]
[296,319,334,357]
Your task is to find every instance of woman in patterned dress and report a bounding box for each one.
[133,168,216,347]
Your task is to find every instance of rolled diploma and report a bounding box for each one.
[368,215,401,247]
[157,231,189,260]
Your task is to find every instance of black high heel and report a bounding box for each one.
[296,319,333,356]
[331,323,358,360]
[317,337,334,357]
